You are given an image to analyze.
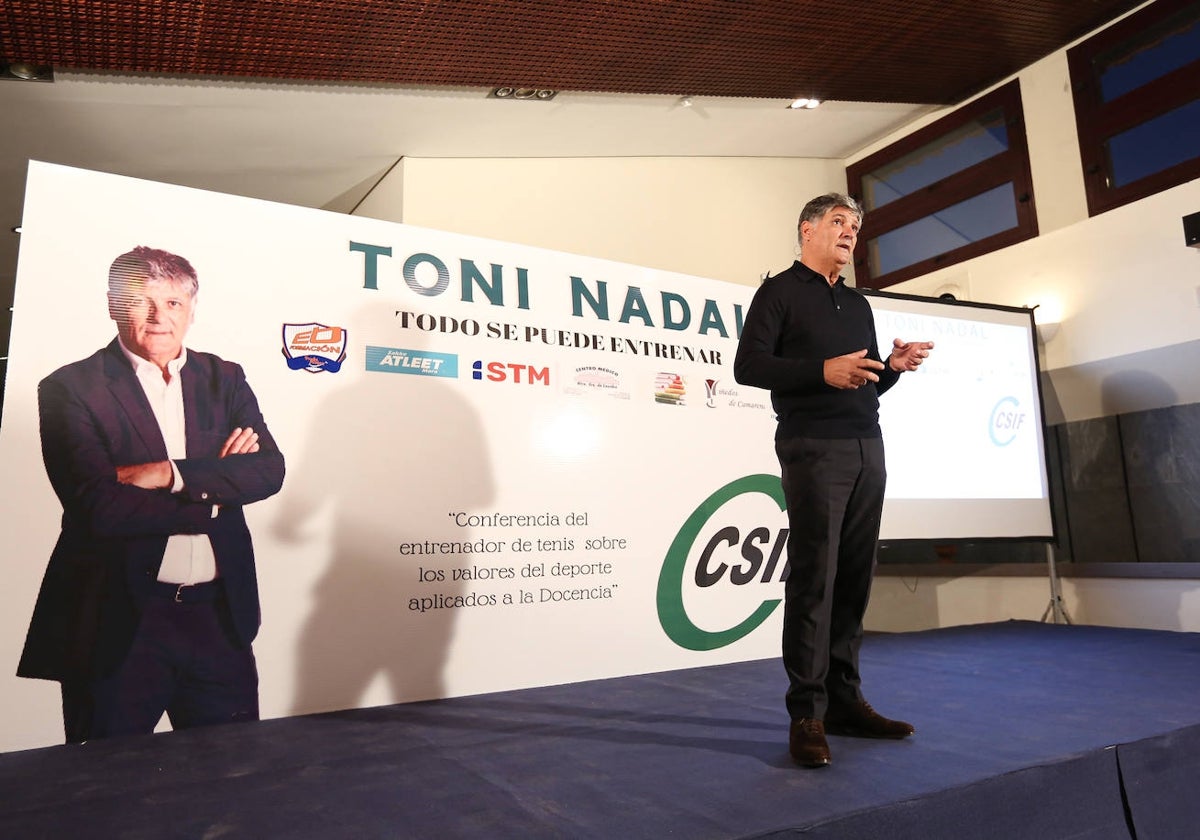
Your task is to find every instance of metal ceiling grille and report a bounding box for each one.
[1,0,1147,103]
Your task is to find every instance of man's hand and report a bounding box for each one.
[115,461,173,490]
[887,338,935,372]
[220,427,260,458]
[825,349,885,390]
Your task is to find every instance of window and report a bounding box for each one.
[846,81,1037,290]
[1068,0,1200,216]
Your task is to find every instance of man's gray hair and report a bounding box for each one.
[797,193,865,244]
[108,246,199,298]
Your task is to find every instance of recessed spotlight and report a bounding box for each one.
[489,86,557,101]
[2,61,54,82]
[10,225,21,234]
[788,98,821,110]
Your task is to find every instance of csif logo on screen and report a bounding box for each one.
[989,396,1027,446]
[656,475,789,651]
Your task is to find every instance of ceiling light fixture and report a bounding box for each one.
[489,87,557,101]
[787,98,821,110]
[2,61,54,82]
[680,96,694,108]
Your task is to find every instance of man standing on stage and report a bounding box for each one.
[734,194,933,767]
[18,246,285,743]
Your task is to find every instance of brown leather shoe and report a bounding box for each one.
[824,700,914,739]
[788,718,832,767]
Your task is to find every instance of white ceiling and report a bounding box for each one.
[0,70,935,287]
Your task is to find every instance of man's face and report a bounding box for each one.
[801,206,862,270]
[108,277,196,366]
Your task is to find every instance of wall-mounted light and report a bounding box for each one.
[1031,300,1063,344]
[1036,321,1061,344]
[490,87,557,101]
[10,225,20,234]
[787,98,820,109]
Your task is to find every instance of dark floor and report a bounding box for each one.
[2,620,1198,839]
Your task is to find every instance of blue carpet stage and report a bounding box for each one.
[3,621,1199,838]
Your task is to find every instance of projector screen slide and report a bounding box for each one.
[865,289,1054,542]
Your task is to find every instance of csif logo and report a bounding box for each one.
[989,396,1027,446]
[656,474,789,651]
[471,360,551,385]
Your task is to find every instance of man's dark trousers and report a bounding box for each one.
[776,436,886,721]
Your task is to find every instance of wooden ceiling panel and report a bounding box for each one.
[1,0,1147,104]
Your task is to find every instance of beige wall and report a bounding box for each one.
[355,156,849,289]
[351,7,1200,635]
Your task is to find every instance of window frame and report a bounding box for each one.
[1068,0,1200,217]
[846,80,1038,290]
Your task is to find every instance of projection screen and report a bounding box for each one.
[866,289,1055,542]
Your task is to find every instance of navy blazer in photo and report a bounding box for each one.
[18,339,286,682]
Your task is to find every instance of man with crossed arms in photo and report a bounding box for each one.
[734,194,933,767]
[18,246,285,743]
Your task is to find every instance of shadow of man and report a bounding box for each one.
[273,305,495,715]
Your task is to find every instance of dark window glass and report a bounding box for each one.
[1069,0,1200,216]
[868,184,1017,277]
[846,80,1037,290]
[862,111,1009,211]
[1105,98,1200,187]
[1098,12,1200,101]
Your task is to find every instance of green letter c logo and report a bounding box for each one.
[656,474,785,651]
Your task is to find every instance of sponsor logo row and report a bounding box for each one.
[281,322,768,411]
[278,323,1031,438]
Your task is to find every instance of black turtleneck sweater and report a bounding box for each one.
[734,260,900,440]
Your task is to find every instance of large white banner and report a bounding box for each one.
[0,163,1050,752]
[0,163,788,751]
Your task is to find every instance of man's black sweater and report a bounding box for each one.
[734,260,900,440]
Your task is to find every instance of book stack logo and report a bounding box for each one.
[654,372,686,406]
